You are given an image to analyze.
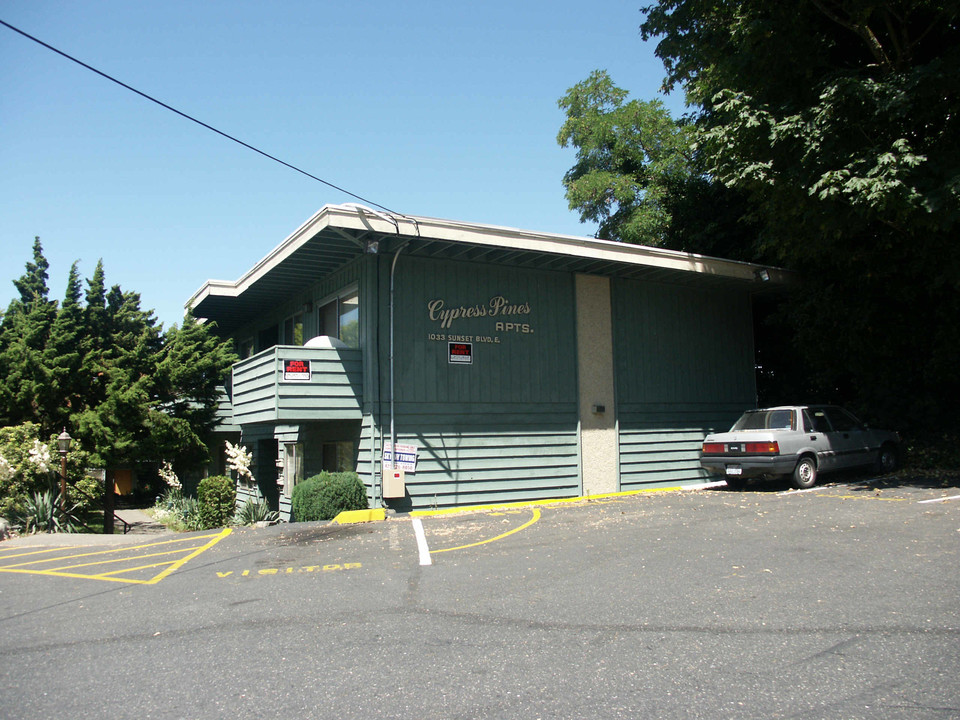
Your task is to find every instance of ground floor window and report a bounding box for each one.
[323,441,356,473]
[283,442,304,497]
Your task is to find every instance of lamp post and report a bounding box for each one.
[57,429,72,519]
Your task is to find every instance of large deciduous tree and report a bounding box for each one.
[625,0,957,430]
[557,70,761,260]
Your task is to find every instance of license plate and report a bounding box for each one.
[726,466,743,476]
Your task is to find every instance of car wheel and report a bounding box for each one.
[791,456,817,489]
[876,444,898,474]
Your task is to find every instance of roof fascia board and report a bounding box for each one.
[188,204,789,314]
[404,215,781,283]
[322,206,787,284]
[187,207,338,312]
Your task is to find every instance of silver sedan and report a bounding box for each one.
[700,405,901,489]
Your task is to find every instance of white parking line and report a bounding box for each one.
[778,487,820,495]
[411,517,432,566]
[918,495,960,505]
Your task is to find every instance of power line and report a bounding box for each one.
[0,18,403,217]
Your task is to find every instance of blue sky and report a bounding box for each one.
[1,1,685,329]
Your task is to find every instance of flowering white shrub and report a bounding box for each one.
[159,461,181,490]
[27,440,51,475]
[225,441,254,483]
[0,455,14,483]
[0,423,72,518]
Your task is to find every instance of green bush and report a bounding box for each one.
[69,475,103,515]
[152,488,203,531]
[197,475,236,529]
[291,471,367,522]
[234,497,279,526]
[15,490,79,534]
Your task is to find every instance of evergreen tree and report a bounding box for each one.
[154,312,238,468]
[79,260,109,413]
[1,241,237,475]
[42,262,85,432]
[0,238,57,429]
[74,285,164,467]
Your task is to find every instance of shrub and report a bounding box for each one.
[234,497,279,526]
[197,475,236,529]
[291,471,367,522]
[69,475,103,515]
[15,490,79,534]
[152,488,203,531]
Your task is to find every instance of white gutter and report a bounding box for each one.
[187,204,789,315]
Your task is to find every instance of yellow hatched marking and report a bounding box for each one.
[47,545,208,572]
[0,529,231,585]
[430,508,541,554]
[0,547,80,560]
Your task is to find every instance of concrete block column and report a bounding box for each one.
[575,274,619,495]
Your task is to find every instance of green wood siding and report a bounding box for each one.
[212,383,240,433]
[390,410,579,508]
[377,255,580,509]
[613,279,756,489]
[231,346,363,425]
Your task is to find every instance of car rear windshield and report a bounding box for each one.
[731,409,796,431]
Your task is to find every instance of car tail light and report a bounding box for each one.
[745,441,779,454]
[701,443,725,454]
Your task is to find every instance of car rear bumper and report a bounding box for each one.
[700,455,799,479]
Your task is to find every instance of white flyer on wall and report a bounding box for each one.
[382,443,418,473]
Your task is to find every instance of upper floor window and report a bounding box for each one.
[257,324,279,353]
[237,338,254,359]
[283,312,304,346]
[318,286,359,348]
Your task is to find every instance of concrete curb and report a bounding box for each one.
[331,509,387,524]
[408,480,727,518]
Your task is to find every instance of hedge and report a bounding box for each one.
[197,475,236,529]
[291,471,367,522]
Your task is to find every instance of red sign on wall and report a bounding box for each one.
[283,359,311,381]
[448,342,473,365]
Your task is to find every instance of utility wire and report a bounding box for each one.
[0,18,404,217]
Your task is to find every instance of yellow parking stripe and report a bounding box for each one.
[46,545,208,572]
[0,528,231,585]
[430,508,541,554]
[0,547,77,560]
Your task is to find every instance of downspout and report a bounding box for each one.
[389,243,406,474]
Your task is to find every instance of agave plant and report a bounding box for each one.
[234,497,279,526]
[17,490,78,534]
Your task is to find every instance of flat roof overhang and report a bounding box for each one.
[188,204,790,334]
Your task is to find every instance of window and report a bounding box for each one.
[323,441,356,472]
[338,291,359,348]
[237,338,254,359]
[822,407,861,432]
[283,312,304,346]
[732,409,796,431]
[283,443,303,497]
[257,324,279,352]
[317,286,360,348]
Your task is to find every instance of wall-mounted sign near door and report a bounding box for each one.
[282,359,312,381]
[448,342,473,365]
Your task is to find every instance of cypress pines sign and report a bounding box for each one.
[426,295,534,343]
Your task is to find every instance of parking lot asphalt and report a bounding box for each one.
[2,475,958,719]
